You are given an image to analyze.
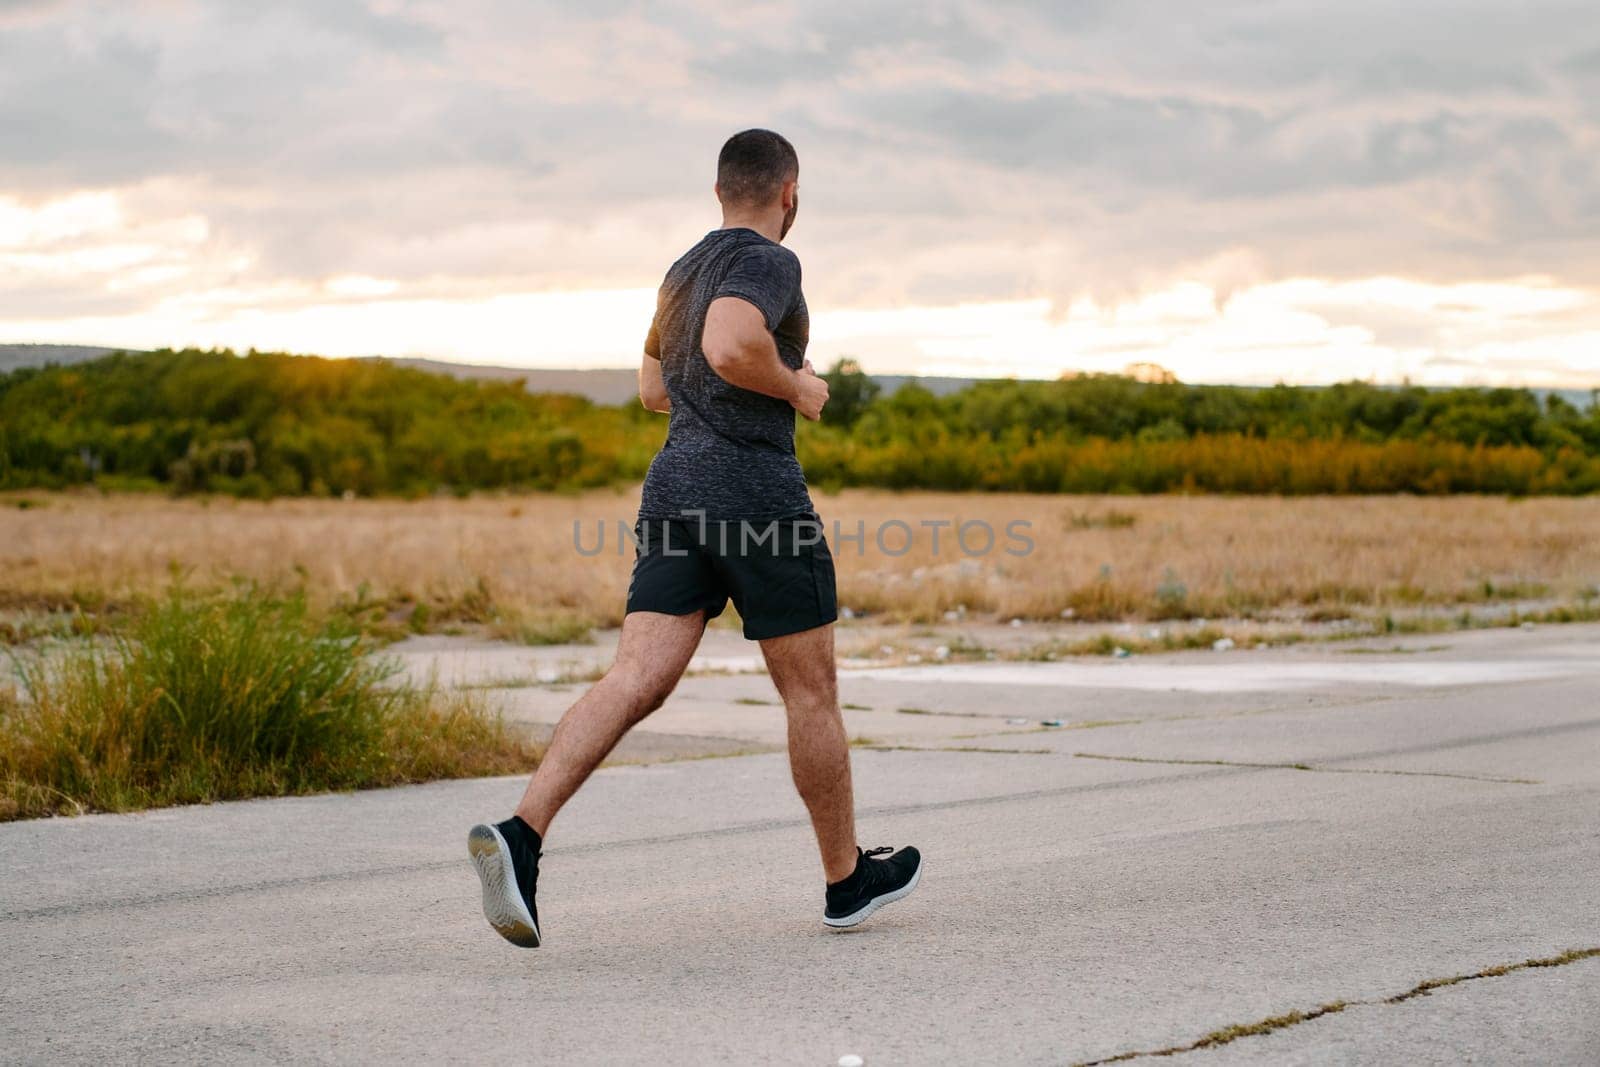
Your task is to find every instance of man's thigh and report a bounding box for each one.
[612,609,708,693]
[759,622,837,706]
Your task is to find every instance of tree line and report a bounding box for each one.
[1,348,1597,496]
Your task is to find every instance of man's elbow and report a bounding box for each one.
[707,335,772,385]
[702,339,742,377]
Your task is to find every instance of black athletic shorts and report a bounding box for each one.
[625,513,838,639]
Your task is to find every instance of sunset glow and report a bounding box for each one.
[3,2,1598,387]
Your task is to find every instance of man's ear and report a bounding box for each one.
[713,182,723,204]
[782,179,798,210]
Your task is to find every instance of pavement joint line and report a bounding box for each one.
[955,719,1137,739]
[890,707,994,719]
[858,744,1056,755]
[1322,716,1600,764]
[951,694,1413,740]
[951,684,1599,743]
[1,762,1248,924]
[6,714,1587,923]
[5,712,1587,922]
[1073,946,1600,1065]
[1054,714,1599,780]
[1071,752,1540,785]
[599,745,781,767]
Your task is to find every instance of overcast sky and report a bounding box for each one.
[3,0,1599,385]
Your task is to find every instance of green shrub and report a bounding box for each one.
[0,588,537,820]
[4,349,1597,497]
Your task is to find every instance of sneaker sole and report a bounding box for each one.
[823,857,923,929]
[467,824,541,948]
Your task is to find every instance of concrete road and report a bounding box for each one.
[3,625,1599,1064]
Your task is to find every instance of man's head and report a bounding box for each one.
[716,128,799,239]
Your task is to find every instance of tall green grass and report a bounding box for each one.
[0,588,537,820]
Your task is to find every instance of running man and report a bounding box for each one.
[468,129,922,948]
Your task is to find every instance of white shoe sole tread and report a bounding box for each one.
[467,824,541,948]
[823,859,923,928]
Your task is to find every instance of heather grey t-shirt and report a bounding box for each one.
[638,227,814,520]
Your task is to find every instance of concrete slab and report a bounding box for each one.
[4,625,1598,1063]
[849,647,1594,693]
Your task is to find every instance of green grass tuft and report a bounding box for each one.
[0,587,537,820]
[488,609,594,647]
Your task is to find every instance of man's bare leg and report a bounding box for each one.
[760,622,858,883]
[514,609,706,836]
[470,610,704,948]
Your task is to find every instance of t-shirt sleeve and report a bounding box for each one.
[713,245,801,332]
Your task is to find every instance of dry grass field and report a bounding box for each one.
[3,490,1597,639]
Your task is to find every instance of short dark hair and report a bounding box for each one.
[716,129,798,207]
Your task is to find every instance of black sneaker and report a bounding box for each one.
[467,816,542,948]
[824,845,923,928]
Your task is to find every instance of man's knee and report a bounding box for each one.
[640,681,674,714]
[781,685,838,719]
[607,662,678,718]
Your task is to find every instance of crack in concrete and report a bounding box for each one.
[2,761,1246,924]
[859,744,1056,756]
[1384,946,1600,1003]
[1325,716,1600,764]
[5,718,1586,922]
[1071,752,1539,785]
[951,694,1413,741]
[954,718,1134,739]
[892,707,994,719]
[1075,947,1600,1065]
[958,695,1600,747]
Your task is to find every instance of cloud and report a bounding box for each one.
[0,0,1597,382]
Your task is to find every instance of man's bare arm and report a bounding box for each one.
[639,352,670,413]
[700,296,828,420]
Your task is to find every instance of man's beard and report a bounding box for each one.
[779,195,798,240]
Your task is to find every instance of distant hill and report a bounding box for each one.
[3,345,1593,409]
[368,359,1600,410]
[377,358,644,405]
[0,347,994,402]
[0,344,141,373]
[1542,388,1600,411]
[377,357,999,403]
